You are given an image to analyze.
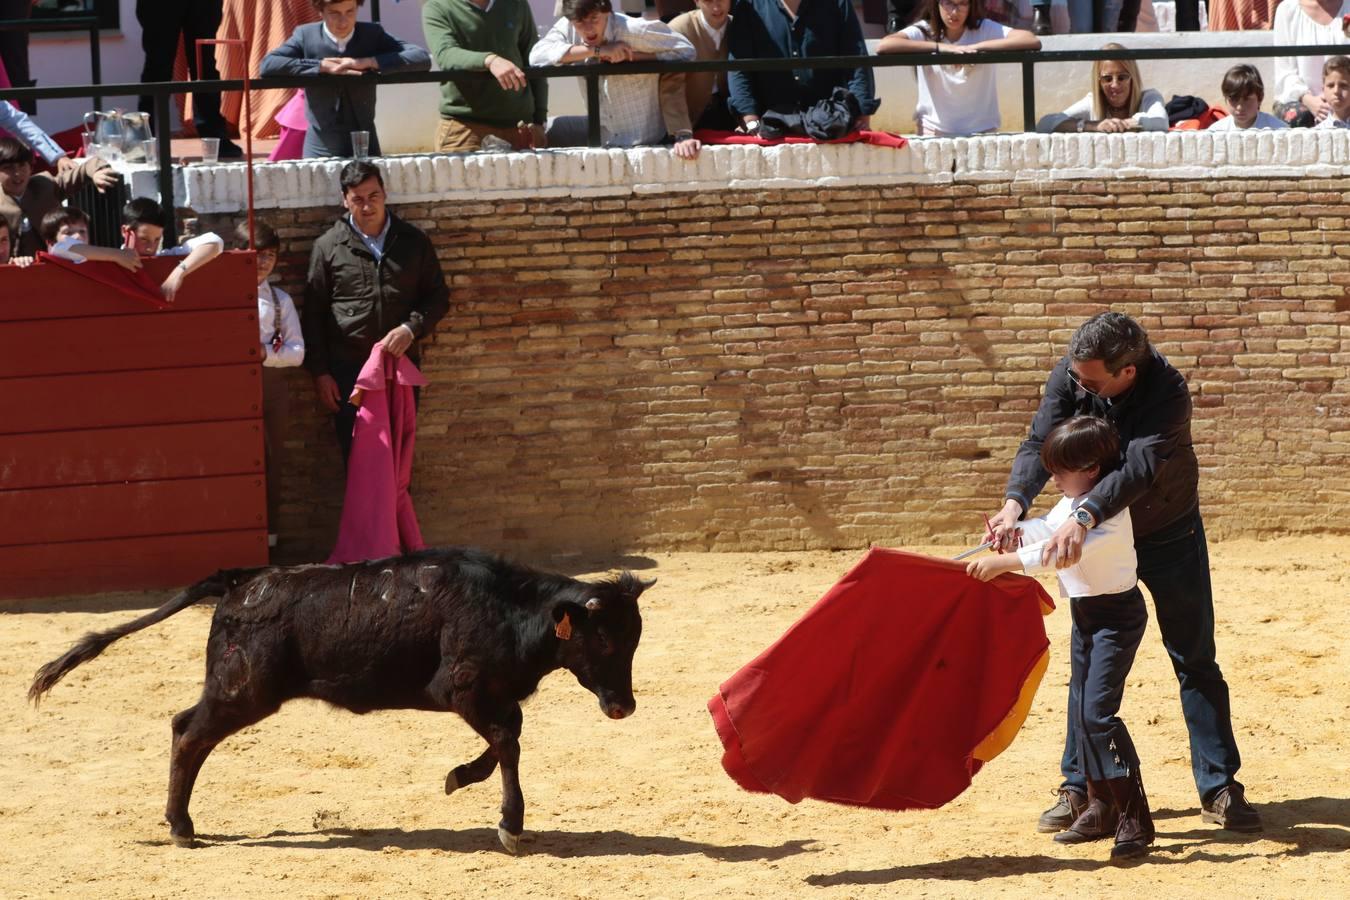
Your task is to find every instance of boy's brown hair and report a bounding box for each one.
[1323,55,1350,80]
[1221,64,1264,103]
[310,0,365,9]
[233,220,281,252]
[1040,416,1120,475]
[39,207,90,246]
[0,136,36,168]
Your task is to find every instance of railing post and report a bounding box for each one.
[586,71,601,148]
[1021,59,1036,132]
[88,22,103,111]
[154,90,177,247]
[371,0,381,22]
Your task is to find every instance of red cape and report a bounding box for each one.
[694,129,908,149]
[37,253,169,309]
[708,548,1054,811]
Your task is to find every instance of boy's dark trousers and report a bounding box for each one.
[135,0,229,139]
[1066,587,1147,783]
[328,355,422,468]
[1059,509,1244,803]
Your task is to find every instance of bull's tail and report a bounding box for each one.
[28,569,252,706]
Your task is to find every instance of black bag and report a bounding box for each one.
[760,87,862,141]
[1165,94,1209,126]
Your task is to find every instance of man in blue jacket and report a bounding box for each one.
[261,0,431,158]
[988,312,1262,837]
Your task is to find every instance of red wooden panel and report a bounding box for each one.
[0,529,268,601]
[0,420,264,491]
[0,309,261,378]
[0,474,266,546]
[0,252,257,321]
[0,365,261,435]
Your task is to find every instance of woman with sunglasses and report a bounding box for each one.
[1036,43,1167,133]
[879,0,1040,137]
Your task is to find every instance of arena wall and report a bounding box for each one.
[193,133,1350,561]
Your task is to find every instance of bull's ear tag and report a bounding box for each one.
[555,613,573,641]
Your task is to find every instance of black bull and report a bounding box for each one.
[29,547,650,854]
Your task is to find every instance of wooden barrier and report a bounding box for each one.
[0,252,268,599]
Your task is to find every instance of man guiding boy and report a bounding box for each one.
[986,312,1262,835]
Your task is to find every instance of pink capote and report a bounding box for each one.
[268,91,308,162]
[326,346,427,564]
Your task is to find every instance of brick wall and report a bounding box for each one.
[205,176,1350,561]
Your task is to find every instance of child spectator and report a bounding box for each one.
[1036,44,1167,134]
[423,0,547,152]
[1271,0,1350,127]
[0,98,76,174]
[0,215,11,265]
[236,221,304,549]
[261,0,432,158]
[661,0,735,150]
[1209,65,1288,131]
[1315,55,1350,128]
[530,0,697,153]
[0,136,118,257]
[878,0,1040,137]
[967,416,1154,863]
[48,198,224,301]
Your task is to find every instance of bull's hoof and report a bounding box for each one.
[444,770,460,795]
[497,826,521,855]
[170,832,196,848]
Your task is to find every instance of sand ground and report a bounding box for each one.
[2,537,1347,899]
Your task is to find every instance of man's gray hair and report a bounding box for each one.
[1068,312,1150,374]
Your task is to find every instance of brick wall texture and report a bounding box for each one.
[205,176,1350,562]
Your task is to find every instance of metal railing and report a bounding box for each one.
[0,15,102,110]
[0,42,1340,243]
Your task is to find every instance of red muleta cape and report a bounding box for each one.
[326,345,427,564]
[708,548,1055,811]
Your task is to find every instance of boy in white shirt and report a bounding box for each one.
[1315,56,1350,130]
[967,416,1153,863]
[237,221,304,550]
[1209,65,1287,132]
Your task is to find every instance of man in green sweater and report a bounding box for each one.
[423,0,549,151]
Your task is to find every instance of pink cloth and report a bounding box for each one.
[326,346,428,564]
[268,91,307,161]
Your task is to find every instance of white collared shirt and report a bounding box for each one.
[1016,496,1138,599]
[258,280,306,368]
[530,14,695,146]
[323,22,354,54]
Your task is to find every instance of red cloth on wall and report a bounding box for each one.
[708,548,1055,811]
[327,346,428,564]
[36,254,169,310]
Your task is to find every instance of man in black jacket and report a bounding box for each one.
[302,160,450,463]
[987,312,1261,836]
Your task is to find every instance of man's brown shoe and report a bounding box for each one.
[1053,794,1119,844]
[1037,788,1088,833]
[1202,784,1263,832]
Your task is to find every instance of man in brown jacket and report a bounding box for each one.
[0,137,117,257]
[661,0,734,146]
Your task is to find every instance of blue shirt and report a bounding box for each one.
[726,0,878,118]
[0,102,66,166]
[349,214,392,260]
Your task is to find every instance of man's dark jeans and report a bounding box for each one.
[1059,508,1243,802]
[329,355,421,468]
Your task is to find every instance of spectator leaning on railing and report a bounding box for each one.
[661,0,737,135]
[878,0,1039,137]
[423,0,548,151]
[1271,0,1350,127]
[260,0,431,158]
[1036,44,1167,134]
[726,0,879,135]
[1209,65,1287,131]
[529,0,699,155]
[0,136,117,259]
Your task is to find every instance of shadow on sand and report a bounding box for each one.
[804,796,1350,886]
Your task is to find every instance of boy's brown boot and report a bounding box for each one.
[1037,788,1087,833]
[1052,780,1118,843]
[1105,771,1156,862]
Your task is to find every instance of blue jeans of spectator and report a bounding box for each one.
[1059,509,1243,802]
[1032,0,1124,32]
[1068,587,1147,782]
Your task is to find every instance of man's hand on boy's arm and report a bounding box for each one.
[966,552,1023,582]
[986,498,1024,552]
[1042,515,1089,569]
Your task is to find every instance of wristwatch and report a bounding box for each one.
[1071,507,1094,529]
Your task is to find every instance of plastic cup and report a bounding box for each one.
[350,130,370,160]
[80,131,94,158]
[200,137,220,164]
[142,139,158,167]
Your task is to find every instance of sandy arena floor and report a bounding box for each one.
[2,537,1347,899]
